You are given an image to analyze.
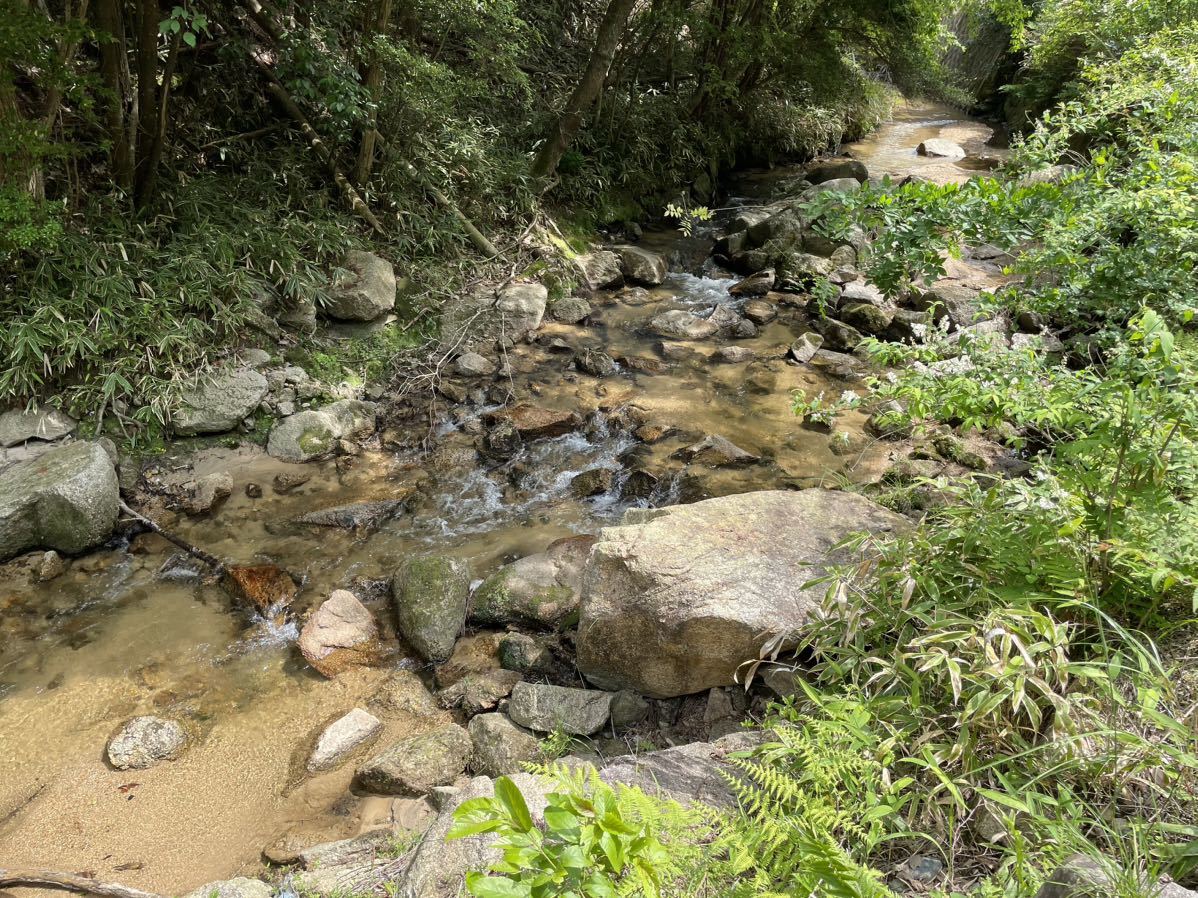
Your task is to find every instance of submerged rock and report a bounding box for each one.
[674,434,759,467]
[649,310,720,341]
[308,708,384,772]
[471,534,596,628]
[267,399,376,462]
[576,489,908,697]
[392,555,470,662]
[172,368,268,436]
[107,716,188,769]
[295,498,406,531]
[469,713,540,777]
[483,404,582,440]
[0,405,76,447]
[570,467,614,497]
[0,441,119,561]
[326,250,396,321]
[357,723,473,795]
[298,590,381,677]
[506,681,612,735]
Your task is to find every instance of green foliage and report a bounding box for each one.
[448,769,709,898]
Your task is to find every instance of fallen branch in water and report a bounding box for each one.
[0,868,166,898]
[118,500,226,574]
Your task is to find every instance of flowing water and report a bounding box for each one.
[0,99,1004,893]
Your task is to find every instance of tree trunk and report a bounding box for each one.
[353,0,394,184]
[529,0,637,182]
[94,0,134,189]
[132,0,161,208]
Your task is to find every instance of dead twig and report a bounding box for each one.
[0,868,166,898]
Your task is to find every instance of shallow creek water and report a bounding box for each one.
[0,100,1003,893]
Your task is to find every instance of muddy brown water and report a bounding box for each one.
[0,100,1003,894]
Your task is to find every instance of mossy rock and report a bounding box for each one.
[392,556,470,662]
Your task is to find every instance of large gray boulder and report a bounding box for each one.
[495,283,548,335]
[0,441,119,561]
[471,535,595,628]
[574,251,624,290]
[357,723,473,795]
[917,138,966,159]
[172,368,268,436]
[507,682,612,735]
[576,489,908,697]
[611,245,667,286]
[392,556,470,661]
[325,250,396,321]
[0,405,76,447]
[267,399,377,462]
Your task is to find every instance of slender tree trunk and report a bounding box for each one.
[353,0,394,184]
[530,0,637,182]
[132,0,161,207]
[95,0,134,189]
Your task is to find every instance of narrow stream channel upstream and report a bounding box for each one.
[0,100,1005,893]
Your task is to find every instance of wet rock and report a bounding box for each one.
[484,403,582,440]
[183,878,272,898]
[633,423,671,443]
[0,441,119,561]
[357,723,472,795]
[0,405,76,447]
[35,549,67,581]
[729,269,774,296]
[107,715,188,769]
[570,467,614,498]
[326,250,396,321]
[731,319,757,339]
[498,633,553,675]
[295,498,406,531]
[308,708,384,772]
[611,245,667,286]
[575,350,619,378]
[369,670,441,719]
[392,556,470,662]
[507,682,612,735]
[574,251,624,290]
[839,302,894,335]
[650,310,720,341]
[706,304,742,330]
[714,346,756,364]
[184,471,233,515]
[245,482,263,499]
[454,352,497,377]
[495,283,548,335]
[267,399,376,462]
[805,157,868,184]
[675,434,759,467]
[438,669,523,717]
[812,317,865,352]
[298,590,381,677]
[576,490,908,697]
[552,296,593,324]
[172,368,269,436]
[789,332,824,363]
[222,564,298,615]
[471,535,596,628]
[618,355,668,374]
[273,471,311,493]
[482,419,523,458]
[609,690,651,729]
[917,138,966,158]
[742,298,777,325]
[620,468,660,500]
[469,713,540,777]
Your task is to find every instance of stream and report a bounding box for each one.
[0,100,1005,893]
